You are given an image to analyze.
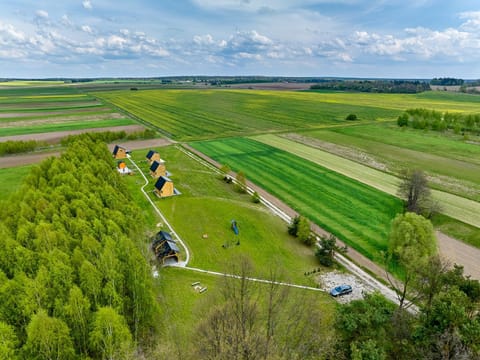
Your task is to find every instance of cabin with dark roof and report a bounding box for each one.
[154,176,174,197]
[152,231,180,263]
[146,150,161,165]
[112,145,128,159]
[150,160,166,178]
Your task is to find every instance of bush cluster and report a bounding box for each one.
[397,108,480,135]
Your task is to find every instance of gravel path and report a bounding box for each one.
[437,230,480,280]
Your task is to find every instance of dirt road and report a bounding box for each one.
[0,138,173,169]
[437,231,480,280]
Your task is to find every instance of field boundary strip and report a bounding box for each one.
[252,134,480,228]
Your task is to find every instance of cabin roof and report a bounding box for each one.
[154,176,172,190]
[146,150,157,159]
[155,230,173,242]
[150,160,164,172]
[165,240,180,253]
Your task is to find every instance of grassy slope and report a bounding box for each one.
[125,146,320,285]
[190,138,403,263]
[254,134,480,229]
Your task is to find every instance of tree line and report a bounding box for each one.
[0,129,156,157]
[310,80,430,93]
[397,108,480,135]
[430,77,464,86]
[0,135,159,359]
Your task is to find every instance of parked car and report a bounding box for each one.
[330,284,352,297]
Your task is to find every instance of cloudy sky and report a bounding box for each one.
[0,0,479,78]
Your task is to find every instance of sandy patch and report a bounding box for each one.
[316,270,374,304]
[437,231,480,280]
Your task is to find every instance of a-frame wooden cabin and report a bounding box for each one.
[146,150,161,165]
[150,160,166,178]
[154,176,174,197]
[112,145,128,159]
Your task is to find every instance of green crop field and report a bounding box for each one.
[95,89,480,141]
[298,125,480,200]
[190,138,404,263]
[125,146,320,285]
[253,134,480,229]
[94,89,400,140]
[0,86,136,138]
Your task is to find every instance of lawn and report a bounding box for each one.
[124,145,320,285]
[153,267,335,357]
[189,138,404,263]
[253,134,480,229]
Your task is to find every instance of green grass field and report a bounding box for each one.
[94,89,400,140]
[125,146,320,285]
[95,89,480,141]
[253,134,480,229]
[0,165,33,200]
[190,138,404,263]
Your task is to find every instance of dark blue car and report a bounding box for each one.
[330,284,352,297]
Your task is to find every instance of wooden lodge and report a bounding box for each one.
[146,150,161,165]
[152,231,180,263]
[154,176,174,197]
[150,160,166,178]
[112,145,129,159]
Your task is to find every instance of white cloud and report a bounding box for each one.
[35,10,49,19]
[82,0,93,10]
[81,25,93,34]
[459,11,480,31]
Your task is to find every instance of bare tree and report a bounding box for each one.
[397,169,431,214]
[195,258,332,360]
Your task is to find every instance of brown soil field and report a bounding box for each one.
[0,113,126,128]
[0,106,114,118]
[437,231,480,280]
[0,138,173,169]
[0,100,102,109]
[227,82,313,90]
[0,125,146,144]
